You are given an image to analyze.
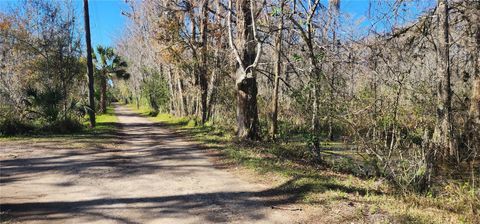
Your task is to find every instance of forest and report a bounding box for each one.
[1,0,479,223]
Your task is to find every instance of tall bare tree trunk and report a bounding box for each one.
[199,0,209,124]
[99,76,107,114]
[309,25,321,159]
[433,0,455,159]
[269,0,285,140]
[176,72,187,117]
[206,67,218,120]
[470,78,480,122]
[206,0,222,121]
[327,0,340,141]
[311,64,320,144]
[83,0,95,127]
[167,66,175,114]
[469,1,480,123]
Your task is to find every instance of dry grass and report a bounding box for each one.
[135,108,479,224]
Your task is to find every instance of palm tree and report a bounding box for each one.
[93,46,130,113]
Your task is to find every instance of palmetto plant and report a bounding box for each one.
[93,46,130,113]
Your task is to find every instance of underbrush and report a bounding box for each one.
[1,106,119,138]
[42,118,84,134]
[135,108,479,223]
[0,116,84,136]
[0,116,35,136]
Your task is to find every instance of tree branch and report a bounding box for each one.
[227,0,245,71]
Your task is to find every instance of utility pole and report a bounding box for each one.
[83,0,96,127]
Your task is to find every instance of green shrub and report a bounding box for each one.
[0,117,35,136]
[42,118,83,134]
[186,119,197,128]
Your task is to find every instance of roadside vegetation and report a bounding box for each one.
[128,105,479,223]
[0,1,127,137]
[114,0,479,200]
[0,106,118,143]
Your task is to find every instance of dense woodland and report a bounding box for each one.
[113,0,479,192]
[1,0,479,214]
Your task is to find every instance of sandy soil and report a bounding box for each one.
[0,105,309,224]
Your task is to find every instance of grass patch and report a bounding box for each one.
[127,104,191,126]
[82,106,119,135]
[126,104,152,117]
[150,113,190,126]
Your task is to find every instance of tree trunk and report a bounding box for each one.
[269,0,284,140]
[99,76,107,114]
[199,0,209,124]
[206,68,218,120]
[432,0,455,159]
[83,0,95,127]
[311,64,321,156]
[308,30,321,158]
[470,80,480,121]
[149,92,159,114]
[236,68,260,140]
[469,1,480,123]
[327,0,340,141]
[177,72,187,117]
[135,96,140,110]
[206,0,223,121]
[466,1,480,176]
[167,66,175,114]
[236,0,260,140]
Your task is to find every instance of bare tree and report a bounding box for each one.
[469,0,480,123]
[83,0,95,127]
[228,0,263,140]
[432,0,455,159]
[269,0,285,140]
[289,0,323,157]
[199,0,209,124]
[326,0,340,141]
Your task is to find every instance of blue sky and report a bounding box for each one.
[75,0,129,47]
[0,0,129,47]
[0,0,434,47]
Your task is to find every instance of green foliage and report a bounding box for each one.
[304,132,320,153]
[141,69,170,114]
[94,45,130,80]
[289,84,311,116]
[270,6,282,16]
[24,87,64,122]
[292,53,302,62]
[186,119,197,128]
[0,115,84,136]
[329,157,361,175]
[0,0,87,135]
[69,100,93,118]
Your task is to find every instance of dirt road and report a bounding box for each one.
[0,105,307,223]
